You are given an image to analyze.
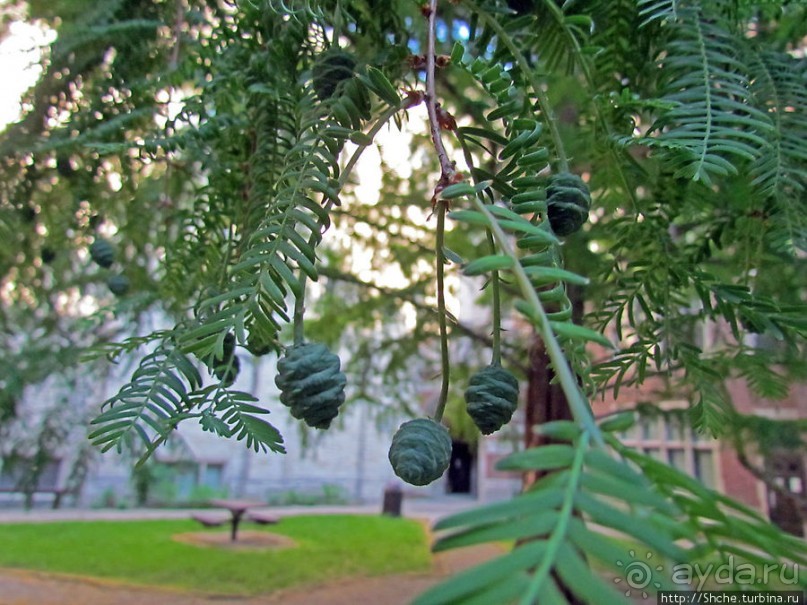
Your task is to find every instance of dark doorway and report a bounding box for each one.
[766,451,805,537]
[447,441,474,494]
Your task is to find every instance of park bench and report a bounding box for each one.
[0,460,73,510]
[190,512,230,528]
[247,510,279,525]
[0,486,71,509]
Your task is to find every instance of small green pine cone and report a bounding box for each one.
[90,238,115,268]
[275,343,346,429]
[388,418,452,486]
[465,365,519,435]
[207,333,238,386]
[546,172,591,237]
[106,274,129,296]
[312,50,357,101]
[246,332,274,357]
[214,355,240,387]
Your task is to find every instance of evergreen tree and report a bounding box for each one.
[1,0,806,602]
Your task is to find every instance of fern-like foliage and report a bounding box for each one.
[177,59,374,361]
[746,49,807,254]
[89,343,285,457]
[632,5,774,185]
[637,0,680,26]
[441,35,613,441]
[418,420,681,605]
[589,0,648,91]
[190,386,285,454]
[448,44,606,352]
[88,346,202,455]
[416,416,807,605]
[5,4,807,605]
[266,0,330,22]
[85,7,407,451]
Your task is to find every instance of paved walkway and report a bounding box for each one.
[0,495,478,524]
[0,496,499,605]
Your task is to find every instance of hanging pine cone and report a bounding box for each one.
[246,332,274,357]
[546,172,591,237]
[214,355,240,387]
[312,49,357,101]
[41,247,56,264]
[219,332,236,362]
[207,332,236,382]
[90,238,115,268]
[275,343,346,429]
[106,274,130,296]
[388,418,452,486]
[465,365,520,435]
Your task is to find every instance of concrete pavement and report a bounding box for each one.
[0,493,481,525]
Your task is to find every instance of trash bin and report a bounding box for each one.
[381,483,403,517]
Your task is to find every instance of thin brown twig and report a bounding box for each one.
[424,0,456,185]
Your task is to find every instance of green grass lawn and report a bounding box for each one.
[0,514,432,595]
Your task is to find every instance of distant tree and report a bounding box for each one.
[1,0,806,602]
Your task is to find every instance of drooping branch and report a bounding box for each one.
[423,0,453,423]
[433,201,450,422]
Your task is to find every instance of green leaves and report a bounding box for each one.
[424,424,807,604]
[89,347,202,454]
[633,6,774,185]
[548,321,614,349]
[746,49,807,255]
[637,0,679,26]
[462,255,514,276]
[417,433,689,605]
[362,67,400,106]
[178,56,382,366]
[192,387,285,454]
[89,345,285,458]
[8,7,807,605]
[496,444,576,471]
[613,435,807,570]
[449,200,609,353]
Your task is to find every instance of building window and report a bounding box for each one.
[765,451,805,537]
[621,406,719,489]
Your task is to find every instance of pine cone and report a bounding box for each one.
[106,274,130,296]
[246,332,274,357]
[388,418,452,486]
[90,238,115,268]
[275,343,346,429]
[214,355,240,387]
[465,365,520,435]
[546,172,590,237]
[312,50,357,101]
